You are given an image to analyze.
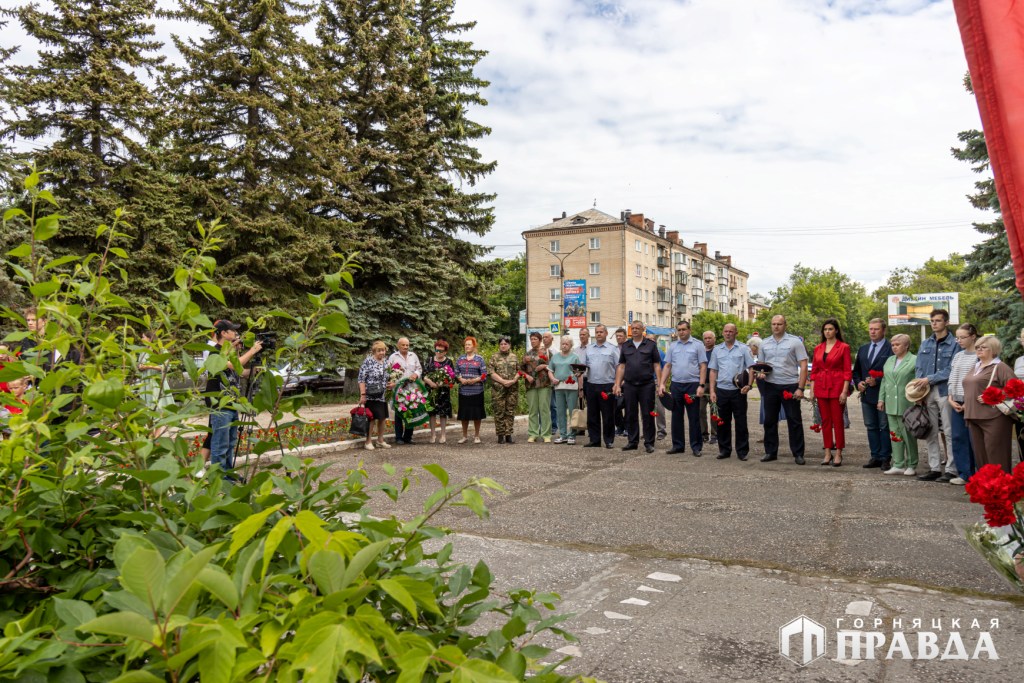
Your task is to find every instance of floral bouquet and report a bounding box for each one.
[424,365,456,412]
[709,402,724,428]
[979,377,1024,420]
[963,462,1024,593]
[391,378,430,429]
[810,397,822,433]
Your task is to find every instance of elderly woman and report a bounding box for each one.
[422,339,455,444]
[455,337,488,444]
[962,335,1017,473]
[877,334,919,476]
[357,341,395,451]
[522,331,553,442]
[946,323,979,484]
[549,335,581,444]
[810,318,852,466]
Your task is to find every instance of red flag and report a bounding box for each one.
[954,0,1024,295]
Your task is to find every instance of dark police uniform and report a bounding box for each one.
[617,337,661,449]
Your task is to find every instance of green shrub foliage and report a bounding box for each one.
[0,175,592,682]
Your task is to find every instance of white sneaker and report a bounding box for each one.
[883,467,902,475]
[376,440,391,449]
[364,442,375,451]
[950,477,966,485]
[903,468,916,476]
[553,436,565,444]
[457,437,468,444]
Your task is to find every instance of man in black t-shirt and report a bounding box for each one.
[203,320,262,474]
[613,321,662,453]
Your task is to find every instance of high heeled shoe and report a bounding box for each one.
[832,451,843,467]
[819,449,833,466]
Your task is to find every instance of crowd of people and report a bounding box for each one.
[6,305,1023,486]
[354,309,1023,484]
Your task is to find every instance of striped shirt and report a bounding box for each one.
[947,351,976,402]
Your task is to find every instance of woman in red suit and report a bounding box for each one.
[810,318,852,466]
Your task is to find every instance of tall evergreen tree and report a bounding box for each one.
[164,0,339,315]
[0,0,188,307]
[953,77,1024,356]
[313,0,497,363]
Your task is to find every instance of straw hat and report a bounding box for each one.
[905,379,930,403]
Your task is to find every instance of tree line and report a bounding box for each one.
[0,0,498,369]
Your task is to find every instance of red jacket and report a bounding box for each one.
[810,341,852,398]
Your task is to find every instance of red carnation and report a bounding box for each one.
[868,369,884,379]
[565,377,575,385]
[683,393,694,405]
[981,386,1006,406]
[392,363,402,370]
[1004,378,1024,400]
[649,410,658,417]
[782,390,794,400]
[601,391,609,400]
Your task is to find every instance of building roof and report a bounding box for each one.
[526,208,622,232]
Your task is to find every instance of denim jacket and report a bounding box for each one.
[914,332,960,397]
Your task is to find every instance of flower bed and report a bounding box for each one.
[186,417,396,457]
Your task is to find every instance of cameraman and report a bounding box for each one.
[203,320,262,476]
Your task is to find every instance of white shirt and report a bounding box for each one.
[387,350,422,380]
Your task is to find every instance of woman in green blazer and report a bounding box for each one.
[876,334,919,474]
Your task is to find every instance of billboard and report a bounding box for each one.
[563,279,587,329]
[887,292,960,326]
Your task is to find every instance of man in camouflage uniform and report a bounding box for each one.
[489,336,521,443]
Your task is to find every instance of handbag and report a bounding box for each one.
[986,367,1021,421]
[570,395,588,431]
[350,406,370,437]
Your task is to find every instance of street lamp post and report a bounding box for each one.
[540,242,586,332]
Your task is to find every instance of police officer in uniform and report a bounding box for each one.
[489,336,521,443]
[613,320,662,453]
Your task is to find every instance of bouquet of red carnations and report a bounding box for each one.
[963,462,1024,592]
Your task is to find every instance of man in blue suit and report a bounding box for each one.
[853,318,893,470]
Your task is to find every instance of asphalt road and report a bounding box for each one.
[316,398,1023,681]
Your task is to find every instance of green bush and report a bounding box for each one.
[0,173,593,682]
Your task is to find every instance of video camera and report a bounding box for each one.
[253,330,277,361]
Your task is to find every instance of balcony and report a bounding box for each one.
[704,273,715,282]
[719,276,729,286]
[729,298,738,307]
[674,271,687,286]
[675,303,687,315]
[657,256,670,268]
[729,278,738,290]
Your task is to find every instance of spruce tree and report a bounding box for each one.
[313,0,497,364]
[0,0,189,308]
[164,0,339,316]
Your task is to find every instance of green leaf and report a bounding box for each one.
[35,189,57,206]
[496,648,527,679]
[203,352,228,377]
[293,510,329,548]
[340,540,389,588]
[3,207,28,222]
[423,464,449,487]
[309,550,346,595]
[459,488,489,519]
[24,171,39,189]
[168,290,190,315]
[83,377,125,411]
[227,504,283,558]
[108,672,165,683]
[395,651,433,683]
[378,578,418,619]
[197,567,238,610]
[452,659,520,683]
[198,635,236,683]
[109,247,129,259]
[199,282,226,304]
[78,612,155,644]
[261,516,293,579]
[318,312,350,335]
[53,598,96,628]
[33,214,60,241]
[161,544,219,614]
[6,243,31,258]
[121,547,166,609]
[29,278,60,297]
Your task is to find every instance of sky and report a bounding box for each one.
[3,0,988,298]
[449,0,988,296]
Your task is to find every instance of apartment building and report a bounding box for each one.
[523,208,751,336]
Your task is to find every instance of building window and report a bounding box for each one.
[589,262,600,275]
[635,288,642,301]
[589,237,601,249]
[589,287,601,299]
[635,264,642,277]
[635,239,641,252]
[644,267,649,279]
[658,315,665,326]
[549,312,561,322]
[590,311,601,323]
[644,290,649,302]
[657,271,662,283]
[645,244,650,255]
[550,240,560,253]
[549,288,560,301]
[549,264,560,277]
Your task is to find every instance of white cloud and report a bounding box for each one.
[455,0,985,296]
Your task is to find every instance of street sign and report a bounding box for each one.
[628,311,633,323]
[519,309,526,334]
[887,292,960,326]
[549,322,561,334]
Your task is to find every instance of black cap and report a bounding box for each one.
[213,319,241,333]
